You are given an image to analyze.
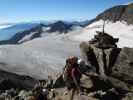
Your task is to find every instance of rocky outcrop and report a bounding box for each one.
[0,69,38,90]
[79,32,133,99]
[111,47,133,85]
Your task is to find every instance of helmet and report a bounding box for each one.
[78,59,85,66]
[67,56,78,65]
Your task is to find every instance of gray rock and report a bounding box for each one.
[0,69,38,90]
[80,35,133,92]
[122,93,133,100]
[111,47,133,91]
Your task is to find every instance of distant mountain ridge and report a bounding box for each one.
[0,24,43,44]
[94,3,133,24]
[0,21,86,45]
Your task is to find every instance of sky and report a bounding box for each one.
[0,0,132,23]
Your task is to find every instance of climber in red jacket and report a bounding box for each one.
[63,56,82,92]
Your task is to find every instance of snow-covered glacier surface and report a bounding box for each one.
[0,20,133,79]
[0,33,81,79]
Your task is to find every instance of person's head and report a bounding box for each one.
[67,56,78,66]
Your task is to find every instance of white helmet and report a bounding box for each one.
[78,59,85,65]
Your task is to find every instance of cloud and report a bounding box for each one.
[0,18,11,24]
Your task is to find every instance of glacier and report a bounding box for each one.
[0,20,133,79]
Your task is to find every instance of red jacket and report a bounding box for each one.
[67,65,81,79]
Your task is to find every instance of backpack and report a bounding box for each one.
[63,64,81,82]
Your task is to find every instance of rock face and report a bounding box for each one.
[111,47,133,85]
[89,3,133,25]
[0,69,38,90]
[96,5,126,22]
[97,3,133,24]
[121,4,133,24]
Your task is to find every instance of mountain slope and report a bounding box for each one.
[0,21,84,45]
[0,23,39,40]
[88,3,133,25]
[0,23,43,44]
[70,3,133,47]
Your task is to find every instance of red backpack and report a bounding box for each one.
[63,63,81,82]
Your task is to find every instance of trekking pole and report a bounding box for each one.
[103,20,105,33]
[103,14,106,33]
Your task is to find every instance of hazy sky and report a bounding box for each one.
[0,0,132,23]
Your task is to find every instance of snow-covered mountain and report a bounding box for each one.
[0,23,13,29]
[0,21,84,45]
[0,3,132,79]
[0,23,46,44]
